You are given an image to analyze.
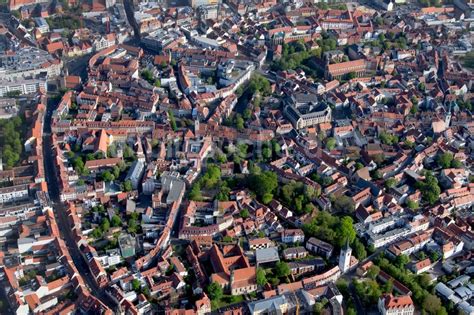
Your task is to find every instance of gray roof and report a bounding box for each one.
[248,295,286,314]
[435,282,455,298]
[448,275,470,288]
[256,247,280,263]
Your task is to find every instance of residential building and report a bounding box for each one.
[306,237,334,258]
[378,294,415,315]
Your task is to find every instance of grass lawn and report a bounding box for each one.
[211,294,244,310]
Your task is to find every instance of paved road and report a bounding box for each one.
[43,98,118,311]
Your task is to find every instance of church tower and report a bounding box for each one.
[445,101,452,128]
[339,239,352,273]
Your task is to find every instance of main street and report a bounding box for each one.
[42,97,118,311]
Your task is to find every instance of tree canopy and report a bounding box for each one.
[249,74,271,96]
[256,268,267,286]
[416,172,441,205]
[248,171,278,199]
[207,282,223,301]
[303,212,356,247]
[0,116,24,169]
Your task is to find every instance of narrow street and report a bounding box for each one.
[42,97,118,311]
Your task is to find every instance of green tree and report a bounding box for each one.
[222,236,233,242]
[274,261,290,278]
[383,278,394,293]
[325,137,336,150]
[367,265,380,280]
[416,172,441,205]
[188,183,203,201]
[354,279,382,305]
[249,74,271,96]
[262,147,272,161]
[347,72,356,80]
[121,180,133,192]
[240,209,250,219]
[72,157,89,175]
[256,268,267,286]
[436,152,453,169]
[101,218,110,232]
[128,216,139,234]
[352,239,367,260]
[418,274,432,288]
[101,170,115,182]
[406,199,419,210]
[332,195,355,213]
[337,216,356,246]
[262,193,273,204]
[313,298,328,315]
[141,70,154,84]
[235,114,244,131]
[249,171,278,198]
[304,184,320,200]
[272,141,281,155]
[385,178,397,189]
[336,279,349,295]
[235,86,244,97]
[404,139,415,148]
[372,153,385,165]
[464,51,474,69]
[303,211,339,245]
[216,185,231,201]
[10,10,21,18]
[422,294,442,314]
[346,308,356,315]
[207,282,223,301]
[132,279,141,292]
[123,146,135,160]
[112,166,120,179]
[242,108,252,120]
[450,159,462,168]
[111,215,121,227]
[91,228,102,239]
[418,82,426,92]
[395,254,410,268]
[269,277,280,286]
[429,250,441,262]
[379,131,399,146]
[168,110,177,131]
[86,153,96,161]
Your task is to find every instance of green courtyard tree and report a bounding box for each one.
[111,215,121,227]
[436,152,453,169]
[325,137,336,150]
[249,171,278,198]
[207,282,223,301]
[416,172,441,205]
[274,261,290,278]
[256,268,267,286]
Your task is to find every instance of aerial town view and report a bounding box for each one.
[0,0,473,313]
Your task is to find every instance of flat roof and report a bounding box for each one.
[256,247,280,263]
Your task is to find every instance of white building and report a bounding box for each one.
[378,294,415,315]
[0,79,47,97]
[0,184,29,204]
[281,229,305,243]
